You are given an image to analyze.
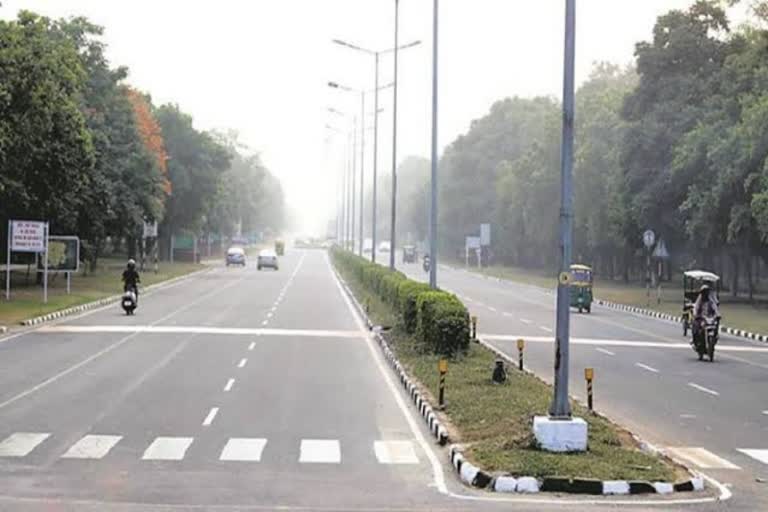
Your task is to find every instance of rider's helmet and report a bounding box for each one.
[127,258,136,270]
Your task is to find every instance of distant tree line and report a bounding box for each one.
[0,11,284,269]
[393,0,768,298]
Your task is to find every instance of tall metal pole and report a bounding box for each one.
[389,0,400,270]
[372,54,380,263]
[359,92,366,256]
[549,0,576,419]
[429,0,439,289]
[351,116,357,252]
[346,130,353,250]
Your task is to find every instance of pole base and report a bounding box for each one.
[533,416,587,452]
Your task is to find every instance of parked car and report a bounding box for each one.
[257,249,279,270]
[226,247,246,266]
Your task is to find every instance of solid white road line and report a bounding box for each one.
[38,325,365,338]
[738,449,768,465]
[61,435,122,459]
[220,438,267,461]
[299,439,340,463]
[635,362,660,373]
[248,342,255,350]
[666,447,740,469]
[688,382,719,396]
[224,378,235,392]
[595,348,615,356]
[0,433,50,457]
[373,440,419,464]
[539,326,553,333]
[202,407,219,426]
[237,358,247,368]
[142,437,193,460]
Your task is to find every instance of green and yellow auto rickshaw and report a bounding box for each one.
[274,240,285,256]
[570,264,593,313]
[682,270,720,337]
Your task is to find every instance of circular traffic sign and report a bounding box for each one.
[643,229,655,248]
[558,271,571,285]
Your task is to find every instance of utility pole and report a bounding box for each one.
[359,92,365,256]
[428,0,439,289]
[389,0,400,270]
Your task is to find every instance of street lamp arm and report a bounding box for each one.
[332,39,375,55]
[379,39,422,55]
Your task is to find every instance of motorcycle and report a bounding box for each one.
[423,255,431,273]
[692,316,719,362]
[121,284,138,315]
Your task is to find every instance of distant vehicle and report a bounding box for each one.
[569,264,593,313]
[402,245,417,263]
[682,270,720,337]
[275,240,285,255]
[226,247,246,267]
[121,286,138,315]
[378,241,391,253]
[257,248,279,270]
[363,238,373,253]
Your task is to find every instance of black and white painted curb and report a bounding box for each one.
[0,326,6,334]
[19,268,211,328]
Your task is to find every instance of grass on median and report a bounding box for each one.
[478,263,768,336]
[0,258,203,326]
[339,264,680,483]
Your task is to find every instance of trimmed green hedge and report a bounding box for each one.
[331,248,470,356]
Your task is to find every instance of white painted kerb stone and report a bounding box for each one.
[533,416,588,452]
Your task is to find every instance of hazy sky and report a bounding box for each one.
[1,1,745,234]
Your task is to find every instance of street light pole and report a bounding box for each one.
[351,116,357,252]
[389,0,400,270]
[372,54,380,263]
[550,0,576,419]
[359,92,365,256]
[428,0,439,289]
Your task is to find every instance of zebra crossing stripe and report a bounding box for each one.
[61,435,122,459]
[219,438,267,462]
[142,437,193,461]
[738,449,768,465]
[299,439,340,463]
[373,440,419,464]
[0,432,50,457]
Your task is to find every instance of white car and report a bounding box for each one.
[257,249,279,270]
[378,241,391,253]
[225,246,246,266]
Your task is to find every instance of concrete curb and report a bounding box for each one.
[0,326,6,334]
[19,267,212,328]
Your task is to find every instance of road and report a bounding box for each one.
[0,248,744,511]
[393,255,768,511]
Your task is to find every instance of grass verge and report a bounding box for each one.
[337,262,680,482]
[0,258,203,326]
[477,263,768,336]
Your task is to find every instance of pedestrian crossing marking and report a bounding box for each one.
[666,447,741,469]
[61,435,122,459]
[299,439,340,463]
[373,440,418,464]
[142,437,194,461]
[219,438,267,461]
[0,432,50,457]
[738,449,768,465]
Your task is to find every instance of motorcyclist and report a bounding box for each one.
[122,259,141,298]
[692,284,719,342]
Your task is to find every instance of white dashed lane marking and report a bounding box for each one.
[61,435,122,459]
[595,348,615,356]
[224,378,235,392]
[688,382,719,396]
[0,433,50,457]
[539,326,553,333]
[520,318,532,324]
[248,342,255,350]
[202,407,219,426]
[635,362,660,373]
[237,358,247,368]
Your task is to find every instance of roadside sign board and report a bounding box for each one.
[46,236,80,272]
[643,229,655,249]
[465,236,481,250]
[480,223,491,246]
[10,220,47,252]
[143,221,158,238]
[652,238,670,259]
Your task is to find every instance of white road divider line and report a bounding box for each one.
[595,348,615,356]
[248,342,255,351]
[737,449,768,465]
[374,440,419,464]
[224,378,235,392]
[237,358,247,368]
[61,435,122,459]
[688,382,719,396]
[142,437,193,461]
[220,438,267,461]
[635,362,660,373]
[666,447,740,469]
[202,407,219,426]
[0,433,50,457]
[299,439,340,463]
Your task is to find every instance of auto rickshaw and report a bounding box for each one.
[570,264,593,313]
[274,240,285,256]
[682,270,720,337]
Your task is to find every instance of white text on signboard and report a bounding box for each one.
[11,220,47,253]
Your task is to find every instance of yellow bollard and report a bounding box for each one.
[584,368,594,411]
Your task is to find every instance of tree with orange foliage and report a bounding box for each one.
[126,88,172,195]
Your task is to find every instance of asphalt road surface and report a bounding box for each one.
[0,248,746,511]
[393,253,768,511]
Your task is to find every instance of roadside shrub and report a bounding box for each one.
[416,291,470,356]
[380,272,406,308]
[397,280,432,333]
